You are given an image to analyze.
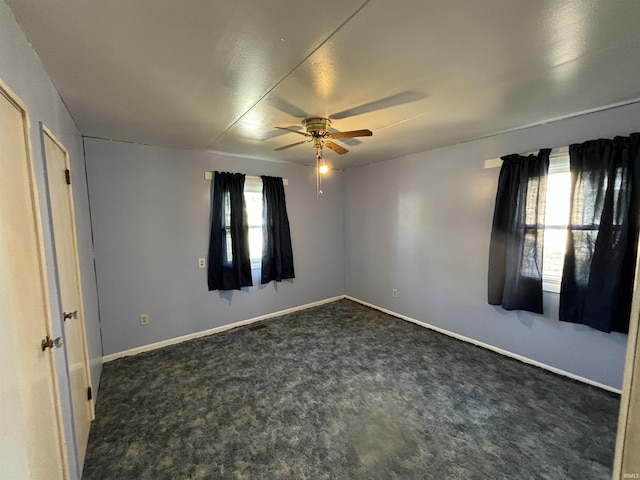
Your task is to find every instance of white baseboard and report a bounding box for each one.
[345,295,622,394]
[102,295,345,363]
[103,294,621,394]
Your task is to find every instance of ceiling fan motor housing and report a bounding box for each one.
[303,117,331,136]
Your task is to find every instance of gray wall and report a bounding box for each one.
[84,138,345,356]
[344,102,640,391]
[0,3,102,478]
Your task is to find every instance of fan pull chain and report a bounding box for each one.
[316,148,323,196]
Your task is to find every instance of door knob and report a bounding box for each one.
[41,335,64,351]
[63,310,78,321]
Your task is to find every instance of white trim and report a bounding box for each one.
[484,158,503,169]
[612,240,640,476]
[102,296,345,363]
[473,97,640,147]
[345,296,622,394]
[103,293,621,394]
[542,276,561,294]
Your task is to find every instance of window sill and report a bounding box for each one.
[543,276,561,294]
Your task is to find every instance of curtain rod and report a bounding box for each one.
[203,171,288,185]
[484,146,569,169]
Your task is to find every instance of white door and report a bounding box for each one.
[43,127,94,466]
[0,82,69,477]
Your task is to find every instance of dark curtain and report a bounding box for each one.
[208,172,253,291]
[559,134,640,333]
[261,175,295,284]
[488,149,551,313]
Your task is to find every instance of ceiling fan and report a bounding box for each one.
[273,117,372,195]
[268,91,425,157]
[273,117,372,155]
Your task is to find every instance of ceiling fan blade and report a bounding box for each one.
[274,140,308,151]
[331,129,373,139]
[325,142,349,155]
[258,126,301,141]
[275,126,310,137]
[330,91,425,120]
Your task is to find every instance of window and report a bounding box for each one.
[222,176,263,269]
[244,176,264,269]
[542,149,570,293]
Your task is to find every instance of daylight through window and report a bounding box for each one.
[542,150,570,292]
[223,177,263,269]
[244,176,264,269]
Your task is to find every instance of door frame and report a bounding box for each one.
[0,77,70,479]
[40,124,96,420]
[613,239,640,477]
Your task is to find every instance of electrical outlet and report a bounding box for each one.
[139,314,149,325]
[392,289,398,298]
[198,258,206,268]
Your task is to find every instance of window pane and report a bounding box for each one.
[542,164,570,284]
[248,226,263,267]
[543,229,566,278]
[244,189,263,266]
[245,191,262,227]
[545,171,570,226]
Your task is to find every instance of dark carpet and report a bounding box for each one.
[82,299,619,479]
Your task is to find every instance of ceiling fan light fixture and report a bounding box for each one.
[316,147,327,196]
[273,116,373,195]
[316,146,329,174]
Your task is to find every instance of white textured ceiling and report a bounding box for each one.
[7,0,640,169]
